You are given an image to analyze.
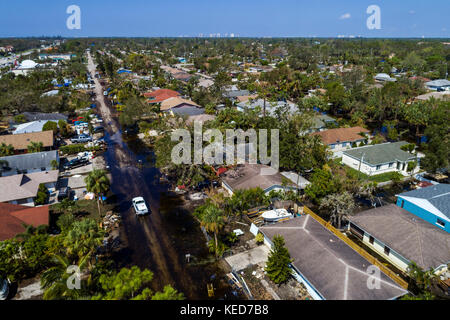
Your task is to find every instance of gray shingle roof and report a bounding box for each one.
[21,112,67,122]
[260,216,407,300]
[0,151,58,176]
[343,142,415,166]
[399,184,450,219]
[349,204,450,270]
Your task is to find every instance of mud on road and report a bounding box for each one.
[86,52,233,300]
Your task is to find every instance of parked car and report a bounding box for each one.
[57,186,71,201]
[63,157,89,170]
[194,180,219,191]
[132,197,149,215]
[0,278,9,300]
[70,134,93,143]
[93,126,104,133]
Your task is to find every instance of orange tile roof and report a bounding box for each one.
[311,126,370,145]
[143,89,180,103]
[0,203,49,240]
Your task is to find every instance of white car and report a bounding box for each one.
[132,197,149,215]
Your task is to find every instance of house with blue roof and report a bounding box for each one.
[396,184,450,233]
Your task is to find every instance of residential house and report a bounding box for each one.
[257,216,408,300]
[0,131,54,154]
[425,79,450,91]
[0,203,49,241]
[415,91,450,101]
[13,120,61,135]
[307,114,338,133]
[160,97,204,116]
[342,141,420,176]
[0,170,59,206]
[311,126,370,153]
[221,164,304,196]
[143,88,181,104]
[236,99,298,117]
[223,89,251,102]
[348,204,450,275]
[21,112,67,122]
[374,73,397,82]
[396,184,450,233]
[0,150,59,177]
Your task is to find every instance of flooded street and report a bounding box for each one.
[87,52,233,300]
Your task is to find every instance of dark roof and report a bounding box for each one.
[223,90,250,98]
[349,204,450,270]
[22,112,67,122]
[0,203,49,241]
[259,216,408,300]
[0,150,58,176]
[343,141,415,166]
[398,184,450,219]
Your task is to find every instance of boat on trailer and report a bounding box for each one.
[261,208,293,222]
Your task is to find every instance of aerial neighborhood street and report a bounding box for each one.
[0,1,449,311]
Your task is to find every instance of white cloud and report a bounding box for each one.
[339,13,351,20]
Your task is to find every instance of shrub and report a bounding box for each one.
[255,233,265,244]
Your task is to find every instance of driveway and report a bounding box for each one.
[225,245,270,272]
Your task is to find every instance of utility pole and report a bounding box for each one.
[358,152,365,178]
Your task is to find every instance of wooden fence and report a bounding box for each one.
[303,206,409,289]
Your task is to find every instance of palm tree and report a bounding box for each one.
[27,141,43,153]
[0,143,14,156]
[199,205,225,258]
[84,170,110,217]
[41,253,91,300]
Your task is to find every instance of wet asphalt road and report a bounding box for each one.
[86,52,214,299]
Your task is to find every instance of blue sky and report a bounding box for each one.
[0,0,448,38]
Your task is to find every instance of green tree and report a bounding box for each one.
[265,235,292,285]
[63,219,104,259]
[151,285,185,300]
[41,252,91,300]
[35,183,49,205]
[305,168,340,204]
[27,141,43,153]
[92,266,154,300]
[0,143,14,156]
[84,169,110,217]
[197,204,225,258]
[42,121,58,134]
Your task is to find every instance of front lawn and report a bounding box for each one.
[344,166,403,183]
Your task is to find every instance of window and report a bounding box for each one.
[342,142,347,147]
[376,165,381,170]
[384,246,390,255]
[437,219,446,228]
[330,144,335,149]
[400,200,405,208]
[369,236,374,244]
[389,163,394,168]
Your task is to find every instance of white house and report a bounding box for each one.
[342,141,421,177]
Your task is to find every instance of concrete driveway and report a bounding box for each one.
[225,245,270,272]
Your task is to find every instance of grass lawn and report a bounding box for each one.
[50,198,116,225]
[343,166,403,183]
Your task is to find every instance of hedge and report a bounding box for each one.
[59,144,100,155]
